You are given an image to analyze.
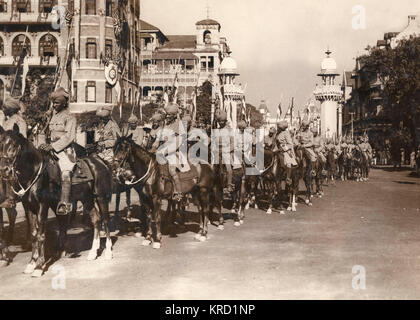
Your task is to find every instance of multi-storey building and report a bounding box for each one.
[138,17,230,109]
[0,0,141,115]
[343,15,419,143]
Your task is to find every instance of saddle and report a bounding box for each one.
[72,159,94,185]
[160,163,200,194]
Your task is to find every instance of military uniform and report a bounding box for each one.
[95,106,121,164]
[2,97,27,138]
[276,129,297,167]
[42,87,76,214]
[264,127,277,151]
[313,135,326,163]
[50,107,77,171]
[297,128,317,162]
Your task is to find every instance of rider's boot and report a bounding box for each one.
[57,173,72,215]
[172,174,183,202]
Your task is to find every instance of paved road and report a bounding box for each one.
[1,167,420,299]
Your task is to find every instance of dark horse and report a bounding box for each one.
[0,125,112,276]
[294,146,315,206]
[113,135,217,246]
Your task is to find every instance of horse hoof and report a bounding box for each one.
[308,202,313,207]
[234,221,241,227]
[245,203,250,210]
[240,219,244,225]
[152,242,161,249]
[292,206,297,212]
[135,232,143,239]
[142,239,152,246]
[280,210,285,215]
[31,269,43,278]
[287,207,292,211]
[231,209,236,214]
[318,195,322,198]
[0,260,8,268]
[255,204,259,209]
[266,208,272,215]
[305,199,310,205]
[87,251,97,261]
[194,234,202,240]
[104,250,113,260]
[23,262,36,274]
[310,195,314,198]
[217,225,224,231]
[199,236,207,242]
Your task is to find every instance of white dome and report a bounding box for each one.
[321,57,337,71]
[219,56,238,74]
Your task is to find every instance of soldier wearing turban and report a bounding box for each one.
[296,119,317,163]
[213,109,234,193]
[95,105,121,164]
[3,97,27,138]
[39,87,76,215]
[126,114,145,147]
[276,120,297,184]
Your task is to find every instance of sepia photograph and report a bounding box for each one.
[0,0,419,303]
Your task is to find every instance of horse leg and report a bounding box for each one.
[56,212,69,260]
[198,187,210,241]
[97,198,113,260]
[87,201,101,261]
[31,204,49,277]
[151,195,162,249]
[23,208,38,274]
[0,209,9,266]
[125,189,132,219]
[214,186,224,230]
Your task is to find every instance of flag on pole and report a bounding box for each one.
[276,102,282,121]
[21,56,29,96]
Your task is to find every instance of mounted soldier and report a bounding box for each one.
[126,114,145,147]
[276,120,297,184]
[148,112,165,149]
[296,119,317,163]
[39,87,76,215]
[151,102,187,201]
[95,105,121,164]
[213,109,234,193]
[2,97,27,138]
[264,127,277,151]
[312,127,326,164]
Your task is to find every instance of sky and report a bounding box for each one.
[141,0,420,114]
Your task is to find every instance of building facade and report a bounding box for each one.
[0,0,141,115]
[343,15,419,145]
[138,17,230,110]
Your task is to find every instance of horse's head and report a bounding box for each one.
[0,124,26,207]
[113,133,134,172]
[0,124,25,181]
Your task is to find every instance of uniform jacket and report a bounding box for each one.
[50,108,76,152]
[96,120,121,149]
[276,130,294,152]
[297,130,314,148]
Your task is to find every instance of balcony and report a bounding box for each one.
[313,85,342,101]
[0,55,58,66]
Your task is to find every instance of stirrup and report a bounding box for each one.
[57,202,72,216]
[173,192,183,202]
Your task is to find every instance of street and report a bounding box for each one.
[1,167,420,299]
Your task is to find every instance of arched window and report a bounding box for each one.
[12,34,31,58]
[39,34,58,57]
[0,79,4,107]
[203,30,211,44]
[0,37,3,56]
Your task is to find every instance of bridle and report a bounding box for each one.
[114,138,154,186]
[0,141,45,197]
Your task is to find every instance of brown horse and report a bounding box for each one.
[0,125,113,276]
[113,135,218,246]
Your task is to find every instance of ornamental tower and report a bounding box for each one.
[314,49,342,139]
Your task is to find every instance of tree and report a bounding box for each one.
[360,36,420,148]
[196,80,212,123]
[246,103,264,128]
